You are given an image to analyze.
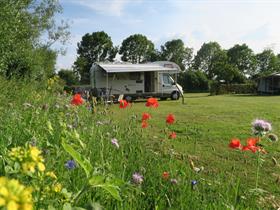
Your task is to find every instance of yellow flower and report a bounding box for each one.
[9,146,45,175]
[46,171,57,179]
[37,163,45,172]
[22,162,36,173]
[29,146,41,161]
[53,183,62,193]
[0,177,33,209]
[7,201,19,210]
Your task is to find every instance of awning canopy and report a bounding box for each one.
[95,62,181,73]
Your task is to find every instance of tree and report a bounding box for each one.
[178,70,209,92]
[74,31,116,84]
[119,34,155,63]
[210,50,245,84]
[160,39,193,70]
[58,69,79,86]
[0,0,69,79]
[227,44,256,76]
[255,49,280,76]
[193,42,222,79]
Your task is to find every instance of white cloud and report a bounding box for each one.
[67,0,131,16]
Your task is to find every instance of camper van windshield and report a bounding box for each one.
[163,74,175,85]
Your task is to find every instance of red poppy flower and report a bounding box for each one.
[71,94,84,106]
[242,137,260,153]
[119,100,128,108]
[162,171,169,180]
[142,120,148,128]
[229,139,242,149]
[166,114,175,124]
[242,145,260,153]
[145,98,159,108]
[246,137,258,146]
[169,132,176,139]
[142,113,151,121]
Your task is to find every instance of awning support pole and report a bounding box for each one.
[106,73,109,104]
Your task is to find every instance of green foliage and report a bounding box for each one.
[58,69,79,86]
[61,139,93,178]
[210,82,257,95]
[0,0,68,79]
[211,50,246,84]
[256,49,280,76]
[193,41,222,78]
[178,70,209,92]
[160,39,193,70]
[119,34,155,63]
[227,44,257,77]
[74,31,116,84]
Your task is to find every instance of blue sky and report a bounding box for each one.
[55,0,280,70]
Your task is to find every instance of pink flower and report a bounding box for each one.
[132,172,143,184]
[111,138,119,149]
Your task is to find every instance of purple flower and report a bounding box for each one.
[132,172,144,185]
[65,160,77,170]
[111,138,119,149]
[191,180,198,186]
[170,178,178,184]
[252,119,272,135]
[191,180,198,190]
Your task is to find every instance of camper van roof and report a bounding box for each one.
[95,62,180,73]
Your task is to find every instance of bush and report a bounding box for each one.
[178,70,209,92]
[210,82,257,95]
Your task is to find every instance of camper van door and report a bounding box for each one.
[160,73,176,95]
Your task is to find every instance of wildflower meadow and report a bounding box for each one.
[0,78,280,209]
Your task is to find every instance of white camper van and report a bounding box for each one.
[90,61,183,101]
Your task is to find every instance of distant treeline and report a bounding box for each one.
[70,31,280,92]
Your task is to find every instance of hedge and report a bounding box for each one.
[210,82,257,95]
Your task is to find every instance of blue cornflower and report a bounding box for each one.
[65,160,77,170]
[191,180,198,186]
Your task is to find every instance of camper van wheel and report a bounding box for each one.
[171,91,180,100]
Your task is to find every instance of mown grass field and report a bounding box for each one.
[0,78,279,209]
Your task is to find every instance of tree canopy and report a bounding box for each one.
[193,42,222,79]
[160,39,193,70]
[58,69,79,86]
[0,0,69,79]
[255,49,280,76]
[74,31,117,84]
[227,44,256,77]
[119,34,155,63]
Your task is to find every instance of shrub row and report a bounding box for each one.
[210,82,257,95]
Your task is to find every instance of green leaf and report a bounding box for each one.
[88,176,122,201]
[101,184,122,201]
[61,138,93,178]
[88,176,105,185]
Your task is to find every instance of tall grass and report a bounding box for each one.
[0,78,279,209]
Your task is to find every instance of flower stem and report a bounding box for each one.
[255,151,261,189]
[73,185,88,205]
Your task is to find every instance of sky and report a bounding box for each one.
[54,0,280,70]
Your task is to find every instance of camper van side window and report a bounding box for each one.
[129,72,141,80]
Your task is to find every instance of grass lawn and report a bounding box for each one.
[1,80,280,209]
[110,93,280,207]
